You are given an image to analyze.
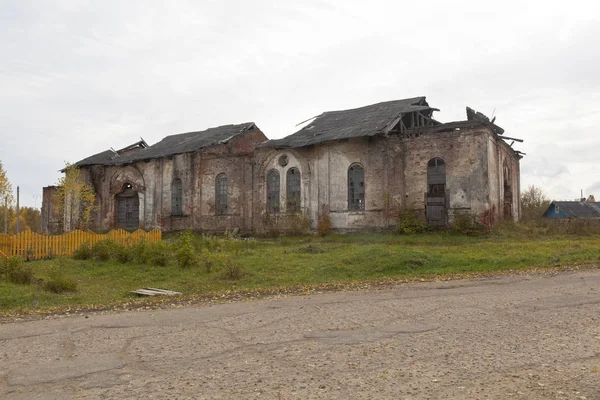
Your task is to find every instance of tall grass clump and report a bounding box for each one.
[1,256,34,285]
[43,262,77,293]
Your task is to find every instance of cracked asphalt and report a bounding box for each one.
[1,269,599,399]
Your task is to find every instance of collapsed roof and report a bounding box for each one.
[262,97,439,148]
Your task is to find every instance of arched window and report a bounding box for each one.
[286,168,301,213]
[171,178,183,216]
[348,164,365,210]
[215,173,228,215]
[503,161,512,220]
[427,158,446,196]
[267,169,280,213]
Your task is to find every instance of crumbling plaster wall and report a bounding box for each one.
[83,128,266,232]
[402,127,490,221]
[74,125,518,233]
[487,136,521,221]
[254,136,403,232]
[251,128,506,232]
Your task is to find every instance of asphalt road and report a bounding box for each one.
[1,269,599,399]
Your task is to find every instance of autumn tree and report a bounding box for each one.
[54,163,97,231]
[11,207,41,233]
[0,160,14,233]
[520,185,550,221]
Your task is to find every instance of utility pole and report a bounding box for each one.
[16,186,19,234]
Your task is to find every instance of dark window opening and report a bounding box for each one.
[171,178,183,216]
[426,158,447,226]
[503,163,512,220]
[348,164,365,211]
[267,169,280,213]
[428,184,446,197]
[286,168,301,213]
[215,173,228,215]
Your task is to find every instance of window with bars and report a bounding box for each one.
[286,168,301,213]
[348,164,365,211]
[266,169,280,213]
[171,178,183,216]
[215,173,228,215]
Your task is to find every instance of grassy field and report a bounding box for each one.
[1,231,599,315]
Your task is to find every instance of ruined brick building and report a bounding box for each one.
[41,97,523,233]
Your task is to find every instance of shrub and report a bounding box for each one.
[397,208,426,234]
[130,240,151,264]
[1,256,34,285]
[203,252,228,273]
[176,230,199,268]
[91,239,122,261]
[116,245,133,263]
[147,241,173,266]
[73,242,93,260]
[223,259,244,280]
[452,212,486,236]
[43,265,77,293]
[289,214,312,236]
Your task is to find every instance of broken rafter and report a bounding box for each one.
[498,135,523,143]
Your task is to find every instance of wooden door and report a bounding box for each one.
[116,187,139,230]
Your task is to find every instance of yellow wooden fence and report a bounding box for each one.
[0,229,162,260]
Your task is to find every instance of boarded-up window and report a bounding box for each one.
[427,158,446,196]
[426,158,447,226]
[215,173,228,215]
[171,178,183,216]
[286,168,301,213]
[267,169,280,213]
[116,183,139,230]
[348,164,365,210]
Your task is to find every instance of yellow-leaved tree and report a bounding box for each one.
[54,162,97,231]
[0,160,14,234]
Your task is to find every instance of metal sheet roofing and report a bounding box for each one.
[546,201,600,218]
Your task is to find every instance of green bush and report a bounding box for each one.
[1,256,34,285]
[73,242,93,260]
[147,241,173,266]
[43,265,77,293]
[176,230,199,268]
[91,239,122,261]
[397,208,426,234]
[202,252,229,273]
[452,212,486,236]
[116,245,133,263]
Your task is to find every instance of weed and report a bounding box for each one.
[1,256,34,285]
[223,259,244,280]
[43,264,77,293]
[397,208,426,234]
[452,213,486,236]
[318,203,331,236]
[73,242,93,260]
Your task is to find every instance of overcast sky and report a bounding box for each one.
[1,0,599,208]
